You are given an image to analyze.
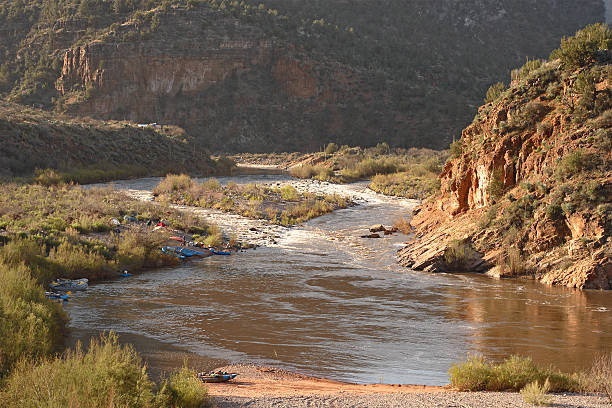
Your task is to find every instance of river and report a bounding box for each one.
[67,175,612,386]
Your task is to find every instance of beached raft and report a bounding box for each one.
[161,246,231,258]
[50,278,88,292]
[45,291,70,301]
[197,371,238,383]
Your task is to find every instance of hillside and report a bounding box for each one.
[0,0,606,151]
[398,25,612,290]
[0,101,219,180]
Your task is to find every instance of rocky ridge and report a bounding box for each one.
[0,0,607,151]
[399,26,612,290]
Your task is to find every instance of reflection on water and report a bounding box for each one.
[68,176,612,385]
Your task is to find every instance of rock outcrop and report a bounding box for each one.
[399,26,612,289]
[0,1,606,152]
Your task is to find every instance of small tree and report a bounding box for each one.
[324,142,339,154]
[484,82,506,103]
[550,23,612,71]
[449,139,463,159]
[487,168,504,200]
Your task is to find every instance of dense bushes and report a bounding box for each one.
[0,332,210,408]
[449,354,578,392]
[0,262,67,377]
[156,366,211,408]
[290,165,335,181]
[484,82,506,103]
[443,239,477,271]
[550,23,612,71]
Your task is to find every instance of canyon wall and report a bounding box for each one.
[398,43,612,289]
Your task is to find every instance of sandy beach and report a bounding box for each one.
[207,365,610,408]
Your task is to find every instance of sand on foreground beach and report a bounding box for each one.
[206,365,611,408]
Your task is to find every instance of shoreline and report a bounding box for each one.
[206,364,610,408]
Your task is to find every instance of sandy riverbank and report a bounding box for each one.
[207,365,610,408]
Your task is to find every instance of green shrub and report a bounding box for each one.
[511,59,543,82]
[340,157,399,179]
[550,23,612,71]
[115,230,168,270]
[154,174,193,195]
[555,150,585,179]
[324,142,339,154]
[484,82,506,103]
[521,379,552,406]
[155,365,209,408]
[448,354,492,391]
[0,262,66,377]
[204,225,223,247]
[443,239,476,271]
[502,247,525,276]
[0,332,154,407]
[449,354,578,392]
[290,164,319,179]
[49,239,113,278]
[545,204,563,220]
[449,139,463,159]
[477,204,499,230]
[487,168,505,200]
[202,177,222,191]
[280,185,299,201]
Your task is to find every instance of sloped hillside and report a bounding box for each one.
[399,25,612,290]
[0,101,217,179]
[0,0,606,151]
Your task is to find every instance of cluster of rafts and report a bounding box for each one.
[45,271,132,302]
[45,238,232,301]
[161,236,232,260]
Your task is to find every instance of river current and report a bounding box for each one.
[67,175,612,385]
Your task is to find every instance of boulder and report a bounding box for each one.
[369,224,386,232]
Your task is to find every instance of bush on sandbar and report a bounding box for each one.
[449,354,579,392]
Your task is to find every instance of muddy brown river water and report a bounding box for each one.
[68,175,612,386]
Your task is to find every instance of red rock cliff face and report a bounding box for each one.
[399,61,612,290]
[58,38,273,117]
[54,7,385,152]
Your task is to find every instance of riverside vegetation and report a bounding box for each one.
[0,101,236,182]
[153,174,351,226]
[399,24,612,290]
[449,354,612,405]
[286,145,448,200]
[0,181,220,407]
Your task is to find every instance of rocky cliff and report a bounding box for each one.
[398,25,612,290]
[0,0,607,152]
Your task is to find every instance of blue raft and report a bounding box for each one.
[197,371,238,383]
[161,246,230,258]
